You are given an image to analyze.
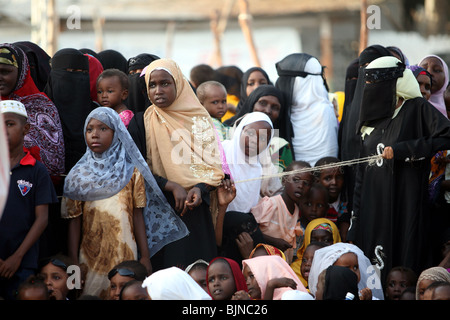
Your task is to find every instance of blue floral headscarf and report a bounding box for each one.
[63,107,189,256]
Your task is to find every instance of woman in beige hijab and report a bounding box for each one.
[128,58,225,271]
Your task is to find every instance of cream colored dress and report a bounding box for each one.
[62,169,146,299]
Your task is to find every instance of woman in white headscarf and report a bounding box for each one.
[275,53,338,166]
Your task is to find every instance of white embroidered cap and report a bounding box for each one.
[0,100,27,118]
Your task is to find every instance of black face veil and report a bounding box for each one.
[359,61,405,129]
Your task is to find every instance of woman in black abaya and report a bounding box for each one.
[44,48,98,173]
[347,56,450,283]
[338,45,392,214]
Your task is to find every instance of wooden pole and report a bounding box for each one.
[93,14,105,52]
[359,0,368,54]
[238,0,261,67]
[210,10,223,67]
[165,21,176,59]
[31,0,58,56]
[47,0,58,57]
[320,15,333,90]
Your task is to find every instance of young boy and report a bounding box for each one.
[299,183,329,233]
[314,156,350,241]
[96,68,133,128]
[196,80,229,141]
[0,100,58,300]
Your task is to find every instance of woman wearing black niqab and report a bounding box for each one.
[44,48,98,173]
[347,56,450,282]
[338,45,392,214]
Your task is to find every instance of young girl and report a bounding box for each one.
[250,160,313,263]
[290,218,341,284]
[222,111,274,213]
[185,259,209,292]
[241,255,307,300]
[300,241,328,291]
[224,67,272,125]
[308,242,384,300]
[62,107,185,299]
[415,266,450,300]
[206,257,247,300]
[107,260,148,300]
[38,254,80,300]
[96,68,134,128]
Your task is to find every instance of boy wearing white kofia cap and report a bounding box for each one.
[0,100,58,300]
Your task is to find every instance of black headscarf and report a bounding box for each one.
[127,53,160,113]
[14,41,51,92]
[224,84,284,128]
[337,58,359,155]
[97,49,128,73]
[343,58,360,110]
[44,48,97,173]
[79,48,100,61]
[234,67,272,114]
[323,265,360,300]
[275,53,328,143]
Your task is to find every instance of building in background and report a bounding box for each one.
[0,0,449,91]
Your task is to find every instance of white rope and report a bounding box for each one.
[233,154,383,184]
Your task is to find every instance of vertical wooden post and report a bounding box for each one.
[209,0,235,67]
[93,14,105,52]
[165,21,176,59]
[210,10,223,67]
[320,15,333,90]
[238,0,261,67]
[47,0,58,56]
[31,0,58,56]
[359,0,368,54]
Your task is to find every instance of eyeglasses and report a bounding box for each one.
[107,268,136,280]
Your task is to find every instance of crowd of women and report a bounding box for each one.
[0,40,450,301]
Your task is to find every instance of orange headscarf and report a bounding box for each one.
[143,59,224,189]
[249,243,286,261]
